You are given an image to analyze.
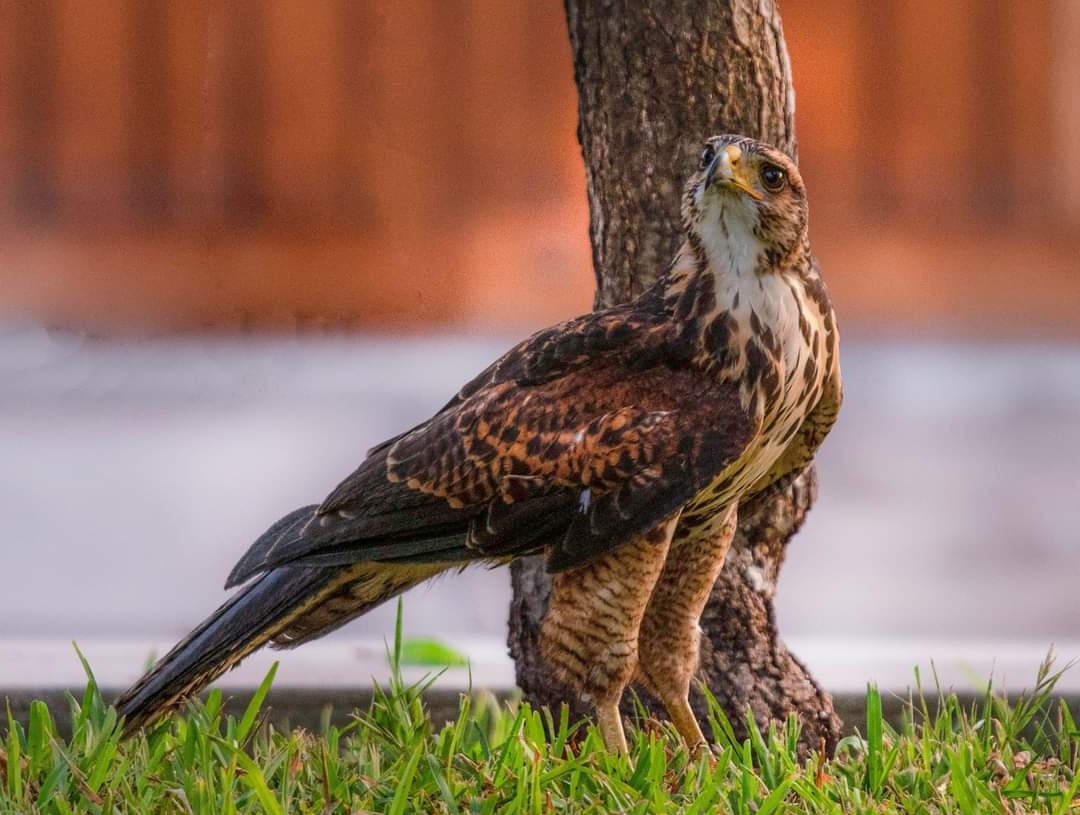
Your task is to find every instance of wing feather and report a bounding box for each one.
[227,307,756,583]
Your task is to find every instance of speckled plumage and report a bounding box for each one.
[115,135,841,751]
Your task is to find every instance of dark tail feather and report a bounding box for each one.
[114,559,453,734]
[115,566,339,734]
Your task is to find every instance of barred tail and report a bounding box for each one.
[114,562,439,733]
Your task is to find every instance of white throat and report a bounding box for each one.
[689,199,806,373]
[695,196,764,281]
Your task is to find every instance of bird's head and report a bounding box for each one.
[682,135,808,275]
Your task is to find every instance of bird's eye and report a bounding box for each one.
[760,164,786,192]
[699,145,716,170]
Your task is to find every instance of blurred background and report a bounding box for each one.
[2,1,1078,696]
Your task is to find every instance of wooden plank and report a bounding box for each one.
[853,0,904,218]
[365,1,457,231]
[1,222,1076,336]
[783,0,864,222]
[6,0,59,223]
[332,0,380,228]
[0,0,17,224]
[998,0,1053,225]
[967,0,1015,222]
[211,0,269,225]
[261,0,338,223]
[796,224,1080,337]
[0,2,15,223]
[0,229,465,334]
[127,0,173,223]
[887,0,981,223]
[460,2,533,209]
[52,0,132,223]
[518,1,579,202]
[1051,0,1080,227]
[342,1,470,316]
[163,0,211,227]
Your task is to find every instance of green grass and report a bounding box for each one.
[2,621,1078,813]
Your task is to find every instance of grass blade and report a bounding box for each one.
[236,662,278,744]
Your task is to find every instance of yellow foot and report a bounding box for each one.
[595,702,629,756]
[665,695,708,754]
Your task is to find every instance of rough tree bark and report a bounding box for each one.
[507,0,842,754]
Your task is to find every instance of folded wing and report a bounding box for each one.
[228,315,756,585]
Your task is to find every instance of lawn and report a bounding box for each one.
[2,621,1078,814]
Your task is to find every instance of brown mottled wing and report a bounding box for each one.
[229,366,755,584]
[227,305,753,582]
[383,363,755,571]
[366,298,676,460]
[229,308,670,586]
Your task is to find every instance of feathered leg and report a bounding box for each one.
[540,513,680,755]
[636,505,738,751]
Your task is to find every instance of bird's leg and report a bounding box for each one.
[636,504,738,752]
[595,701,630,756]
[540,514,680,755]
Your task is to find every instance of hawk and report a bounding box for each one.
[116,135,841,755]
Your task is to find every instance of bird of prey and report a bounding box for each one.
[116,134,841,755]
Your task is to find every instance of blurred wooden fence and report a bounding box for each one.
[0,0,1077,335]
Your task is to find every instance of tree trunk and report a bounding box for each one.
[507,0,842,754]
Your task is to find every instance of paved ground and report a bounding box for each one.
[2,324,1078,693]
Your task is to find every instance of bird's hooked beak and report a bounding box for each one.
[703,144,764,201]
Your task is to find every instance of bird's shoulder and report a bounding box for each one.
[367,297,682,458]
